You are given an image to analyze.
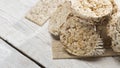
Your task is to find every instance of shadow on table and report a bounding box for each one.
[113,57,120,62]
[50,34,60,40]
[75,56,120,63]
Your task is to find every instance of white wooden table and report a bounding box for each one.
[0,0,120,68]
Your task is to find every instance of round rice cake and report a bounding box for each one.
[107,12,120,52]
[60,16,105,56]
[70,0,113,22]
[49,1,72,36]
[110,0,118,15]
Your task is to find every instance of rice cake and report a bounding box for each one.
[107,12,120,52]
[48,1,72,36]
[60,16,105,56]
[110,0,118,14]
[70,0,113,23]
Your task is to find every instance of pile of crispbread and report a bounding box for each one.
[26,0,120,58]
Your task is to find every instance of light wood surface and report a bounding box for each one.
[0,39,40,68]
[0,0,120,68]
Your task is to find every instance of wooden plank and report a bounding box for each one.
[0,0,39,19]
[0,39,40,68]
[0,0,120,68]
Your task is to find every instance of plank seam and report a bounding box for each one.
[0,37,45,68]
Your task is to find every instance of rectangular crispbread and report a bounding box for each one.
[25,0,66,26]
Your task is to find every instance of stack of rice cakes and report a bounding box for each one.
[25,0,120,58]
[49,0,120,57]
